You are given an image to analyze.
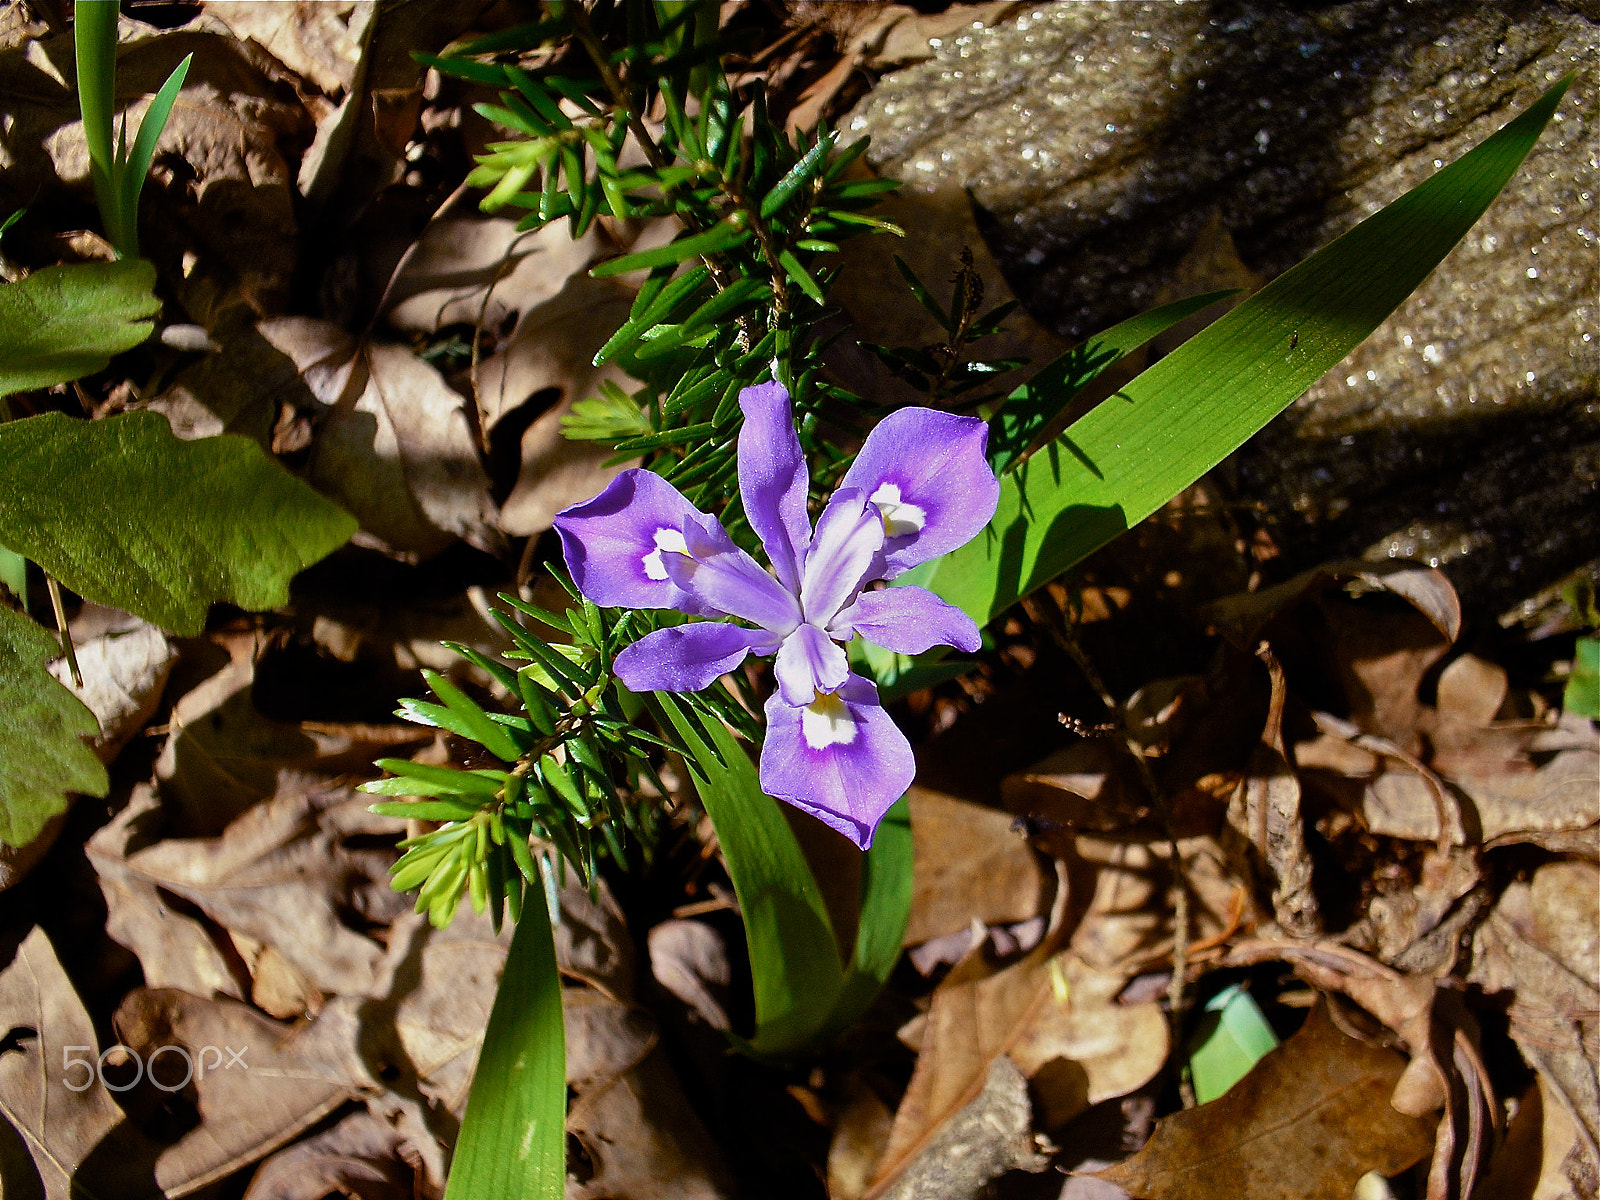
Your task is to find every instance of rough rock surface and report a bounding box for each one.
[848,0,1597,613]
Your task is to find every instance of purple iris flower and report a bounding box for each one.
[552,383,999,848]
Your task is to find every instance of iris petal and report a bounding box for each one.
[830,585,981,654]
[553,469,727,617]
[839,408,999,578]
[759,674,915,850]
[738,383,812,596]
[773,621,849,706]
[660,544,801,635]
[614,623,778,694]
[799,488,884,625]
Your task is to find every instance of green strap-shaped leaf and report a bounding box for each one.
[653,693,845,1059]
[0,412,358,634]
[0,606,108,847]
[987,289,1240,475]
[916,77,1571,624]
[445,888,565,1200]
[0,261,160,397]
[823,795,913,1040]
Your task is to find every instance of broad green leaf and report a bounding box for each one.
[916,77,1571,625]
[0,261,160,397]
[653,693,845,1059]
[0,606,107,847]
[1185,984,1280,1104]
[0,412,357,634]
[1565,635,1599,718]
[823,795,912,1039]
[445,889,565,1200]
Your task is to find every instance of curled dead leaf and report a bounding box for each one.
[1095,1000,1435,1200]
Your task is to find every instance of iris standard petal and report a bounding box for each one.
[838,407,999,578]
[553,469,726,616]
[660,543,802,635]
[759,674,915,850]
[830,584,982,654]
[772,621,849,706]
[799,488,885,625]
[737,382,812,596]
[613,623,778,694]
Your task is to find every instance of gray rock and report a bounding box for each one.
[849,0,1597,613]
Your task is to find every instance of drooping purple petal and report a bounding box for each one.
[830,585,982,654]
[613,623,778,694]
[759,674,915,850]
[737,382,811,596]
[772,621,848,706]
[553,469,728,616]
[660,544,801,636]
[839,408,999,578]
[798,488,884,625]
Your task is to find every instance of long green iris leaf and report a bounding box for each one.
[913,76,1571,626]
[444,892,565,1199]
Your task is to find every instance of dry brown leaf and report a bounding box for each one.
[0,926,176,1200]
[1220,939,1500,1200]
[829,1079,897,1200]
[97,904,514,1194]
[1065,834,1238,974]
[1009,954,1169,1130]
[309,339,502,559]
[1469,866,1600,1188]
[567,1048,736,1200]
[87,785,249,1001]
[1204,561,1462,650]
[154,641,427,834]
[112,987,352,1195]
[241,1108,414,1200]
[903,786,1047,946]
[1096,1001,1435,1200]
[1300,704,1597,848]
[149,313,502,558]
[1003,739,1144,835]
[647,919,733,1031]
[48,617,175,764]
[203,1,370,98]
[492,274,641,538]
[383,216,608,340]
[826,186,1064,412]
[298,0,495,217]
[865,866,1067,1197]
[1225,645,1318,936]
[869,1056,1047,1200]
[89,774,412,1001]
[474,271,636,432]
[144,315,351,447]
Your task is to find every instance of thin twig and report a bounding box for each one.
[563,0,740,290]
[1025,589,1193,1020]
[45,574,82,688]
[364,178,471,342]
[468,227,538,454]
